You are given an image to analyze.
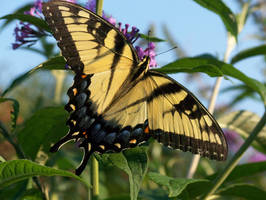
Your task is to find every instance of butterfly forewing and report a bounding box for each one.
[42,0,139,74]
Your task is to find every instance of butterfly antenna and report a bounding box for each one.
[155,46,178,57]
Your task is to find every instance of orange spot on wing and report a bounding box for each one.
[81,74,87,79]
[144,126,149,134]
[82,131,86,135]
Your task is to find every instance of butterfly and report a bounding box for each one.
[42,0,228,175]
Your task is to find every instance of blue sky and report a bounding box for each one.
[0,0,265,116]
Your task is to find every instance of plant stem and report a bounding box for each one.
[92,156,99,199]
[208,77,223,114]
[51,70,66,104]
[91,1,103,199]
[96,0,103,16]
[202,110,266,199]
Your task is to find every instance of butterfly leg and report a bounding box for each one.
[50,132,77,152]
[75,141,93,175]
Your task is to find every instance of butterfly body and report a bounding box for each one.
[43,0,228,175]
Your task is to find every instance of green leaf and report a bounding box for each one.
[231,44,266,64]
[139,33,166,42]
[207,161,266,182]
[180,179,212,199]
[98,147,148,200]
[147,172,209,197]
[0,98,19,131]
[218,183,266,200]
[0,14,51,33]
[0,3,33,32]
[20,188,43,200]
[156,56,266,104]
[155,56,224,77]
[17,106,68,160]
[0,180,28,200]
[1,56,66,97]
[218,110,266,154]
[0,159,88,188]
[193,0,238,40]
[220,64,266,104]
[40,56,66,70]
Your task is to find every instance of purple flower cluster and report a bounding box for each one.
[13,23,43,49]
[85,0,96,13]
[225,130,266,163]
[13,0,157,67]
[67,0,77,3]
[12,0,45,49]
[248,151,266,162]
[24,0,42,17]
[118,23,139,43]
[135,42,157,67]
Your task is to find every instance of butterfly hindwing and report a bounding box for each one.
[100,69,227,161]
